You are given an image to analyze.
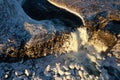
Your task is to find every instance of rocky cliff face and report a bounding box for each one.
[0,0,120,80]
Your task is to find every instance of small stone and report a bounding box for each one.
[56,63,64,76]
[89,75,93,79]
[69,63,74,69]
[54,76,62,80]
[103,57,105,60]
[78,71,83,78]
[63,66,69,71]
[58,69,64,76]
[84,76,88,80]
[4,74,9,78]
[44,65,51,73]
[15,71,23,76]
[74,63,80,70]
[95,76,99,80]
[24,69,30,76]
[80,66,84,71]
[44,65,52,76]
[87,54,96,63]
[32,72,35,78]
[64,72,71,76]
[66,75,71,80]
[83,71,88,76]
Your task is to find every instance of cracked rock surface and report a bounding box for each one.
[0,0,120,80]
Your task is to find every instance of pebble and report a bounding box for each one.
[83,71,88,76]
[58,69,65,76]
[32,72,35,78]
[4,74,9,78]
[24,69,30,76]
[78,71,83,78]
[54,77,62,80]
[89,75,93,80]
[45,65,51,72]
[56,63,60,70]
[56,63,65,76]
[62,66,69,71]
[87,54,96,63]
[65,75,71,80]
[44,65,52,76]
[69,63,75,69]
[74,63,80,70]
[103,57,106,60]
[95,76,99,80]
[80,66,84,71]
[15,71,23,76]
[64,72,71,76]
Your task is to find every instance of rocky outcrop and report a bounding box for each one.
[0,0,120,80]
[0,0,120,61]
[49,0,120,53]
[0,0,84,59]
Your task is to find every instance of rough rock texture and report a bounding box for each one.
[0,0,83,59]
[48,0,120,25]
[0,0,120,80]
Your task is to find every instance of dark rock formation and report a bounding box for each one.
[0,0,84,60]
[22,0,83,28]
[0,0,120,61]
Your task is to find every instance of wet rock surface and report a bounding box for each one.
[0,0,120,80]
